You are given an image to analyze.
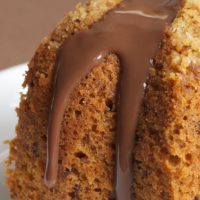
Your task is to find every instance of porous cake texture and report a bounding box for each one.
[133,0,200,199]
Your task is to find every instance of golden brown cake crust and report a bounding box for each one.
[6,0,122,199]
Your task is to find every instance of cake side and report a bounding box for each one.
[133,0,200,199]
[6,0,122,199]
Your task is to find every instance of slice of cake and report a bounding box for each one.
[6,0,199,199]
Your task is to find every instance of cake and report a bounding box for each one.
[6,0,200,199]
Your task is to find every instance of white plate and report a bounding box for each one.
[0,63,27,200]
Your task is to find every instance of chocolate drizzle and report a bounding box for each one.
[45,0,179,199]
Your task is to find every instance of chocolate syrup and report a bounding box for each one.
[45,0,179,199]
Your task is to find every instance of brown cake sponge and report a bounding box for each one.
[133,0,200,199]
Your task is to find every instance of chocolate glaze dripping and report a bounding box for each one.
[45,0,179,199]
